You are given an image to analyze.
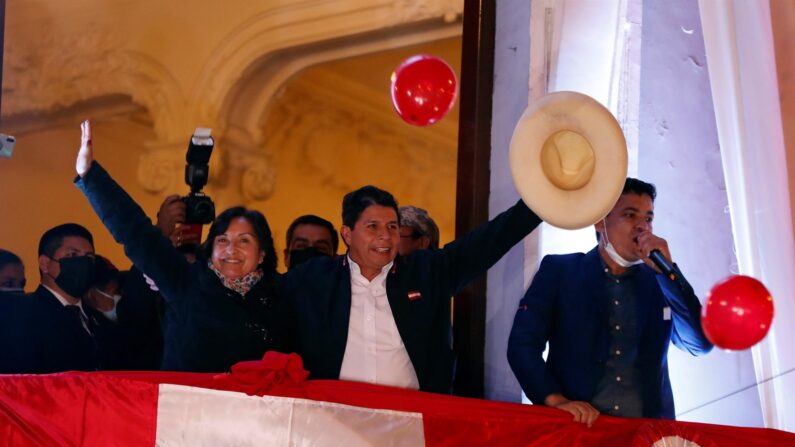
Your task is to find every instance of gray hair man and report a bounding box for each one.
[398,206,440,256]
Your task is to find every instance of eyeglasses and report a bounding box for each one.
[400,228,425,240]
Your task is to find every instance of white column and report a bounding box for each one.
[532,0,641,260]
[699,0,795,431]
[488,0,641,403]
[486,0,533,403]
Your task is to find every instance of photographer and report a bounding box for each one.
[73,120,295,372]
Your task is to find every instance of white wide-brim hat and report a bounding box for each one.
[509,91,628,230]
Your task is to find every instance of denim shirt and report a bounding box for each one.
[590,259,644,417]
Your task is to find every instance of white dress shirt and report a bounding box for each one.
[339,256,420,389]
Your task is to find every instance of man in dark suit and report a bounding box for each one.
[507,178,713,425]
[283,214,338,270]
[0,291,36,373]
[0,249,26,293]
[27,223,114,373]
[284,186,542,394]
[397,205,440,257]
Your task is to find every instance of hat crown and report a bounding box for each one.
[509,91,628,229]
[540,129,595,191]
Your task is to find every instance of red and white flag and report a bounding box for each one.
[0,353,792,446]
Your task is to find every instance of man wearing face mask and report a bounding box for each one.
[27,223,116,373]
[0,250,33,373]
[283,215,338,270]
[0,249,26,294]
[85,255,124,323]
[507,178,712,425]
[84,255,133,370]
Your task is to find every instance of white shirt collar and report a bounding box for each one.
[42,284,87,316]
[341,255,418,389]
[347,255,393,286]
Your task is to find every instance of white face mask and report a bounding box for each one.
[601,219,643,268]
[95,289,121,323]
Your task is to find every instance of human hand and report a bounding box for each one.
[171,224,202,248]
[155,195,187,240]
[76,120,93,177]
[545,394,599,427]
[636,231,672,273]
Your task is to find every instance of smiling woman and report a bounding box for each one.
[205,210,275,281]
[73,120,295,373]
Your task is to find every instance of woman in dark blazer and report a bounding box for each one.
[74,120,294,372]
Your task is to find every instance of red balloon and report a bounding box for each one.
[702,275,774,350]
[390,54,457,126]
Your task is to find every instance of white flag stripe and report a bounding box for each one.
[155,384,425,447]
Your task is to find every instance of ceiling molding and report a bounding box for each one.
[221,22,462,146]
[3,0,463,146]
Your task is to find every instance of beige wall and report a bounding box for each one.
[770,0,795,242]
[259,39,460,269]
[0,113,164,287]
[1,1,463,284]
[0,33,461,288]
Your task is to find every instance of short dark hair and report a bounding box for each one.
[38,223,94,257]
[623,177,656,202]
[201,207,277,274]
[341,186,400,229]
[0,249,23,270]
[93,255,121,289]
[286,215,339,253]
[595,178,657,241]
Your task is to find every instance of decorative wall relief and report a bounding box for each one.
[3,0,460,214]
[137,147,184,195]
[261,71,456,216]
[392,0,464,23]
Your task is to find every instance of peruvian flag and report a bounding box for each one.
[0,353,792,446]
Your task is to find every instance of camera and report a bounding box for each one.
[182,128,216,225]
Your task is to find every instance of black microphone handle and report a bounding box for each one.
[649,249,676,280]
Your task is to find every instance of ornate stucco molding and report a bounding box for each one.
[261,81,456,201]
[391,0,464,23]
[4,0,462,197]
[3,30,185,140]
[136,131,275,205]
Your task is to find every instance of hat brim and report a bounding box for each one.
[509,91,628,230]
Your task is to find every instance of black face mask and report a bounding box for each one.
[0,287,24,295]
[53,256,96,298]
[288,246,330,270]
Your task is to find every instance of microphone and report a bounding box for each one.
[649,250,676,281]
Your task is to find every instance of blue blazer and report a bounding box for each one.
[283,200,541,394]
[507,248,712,419]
